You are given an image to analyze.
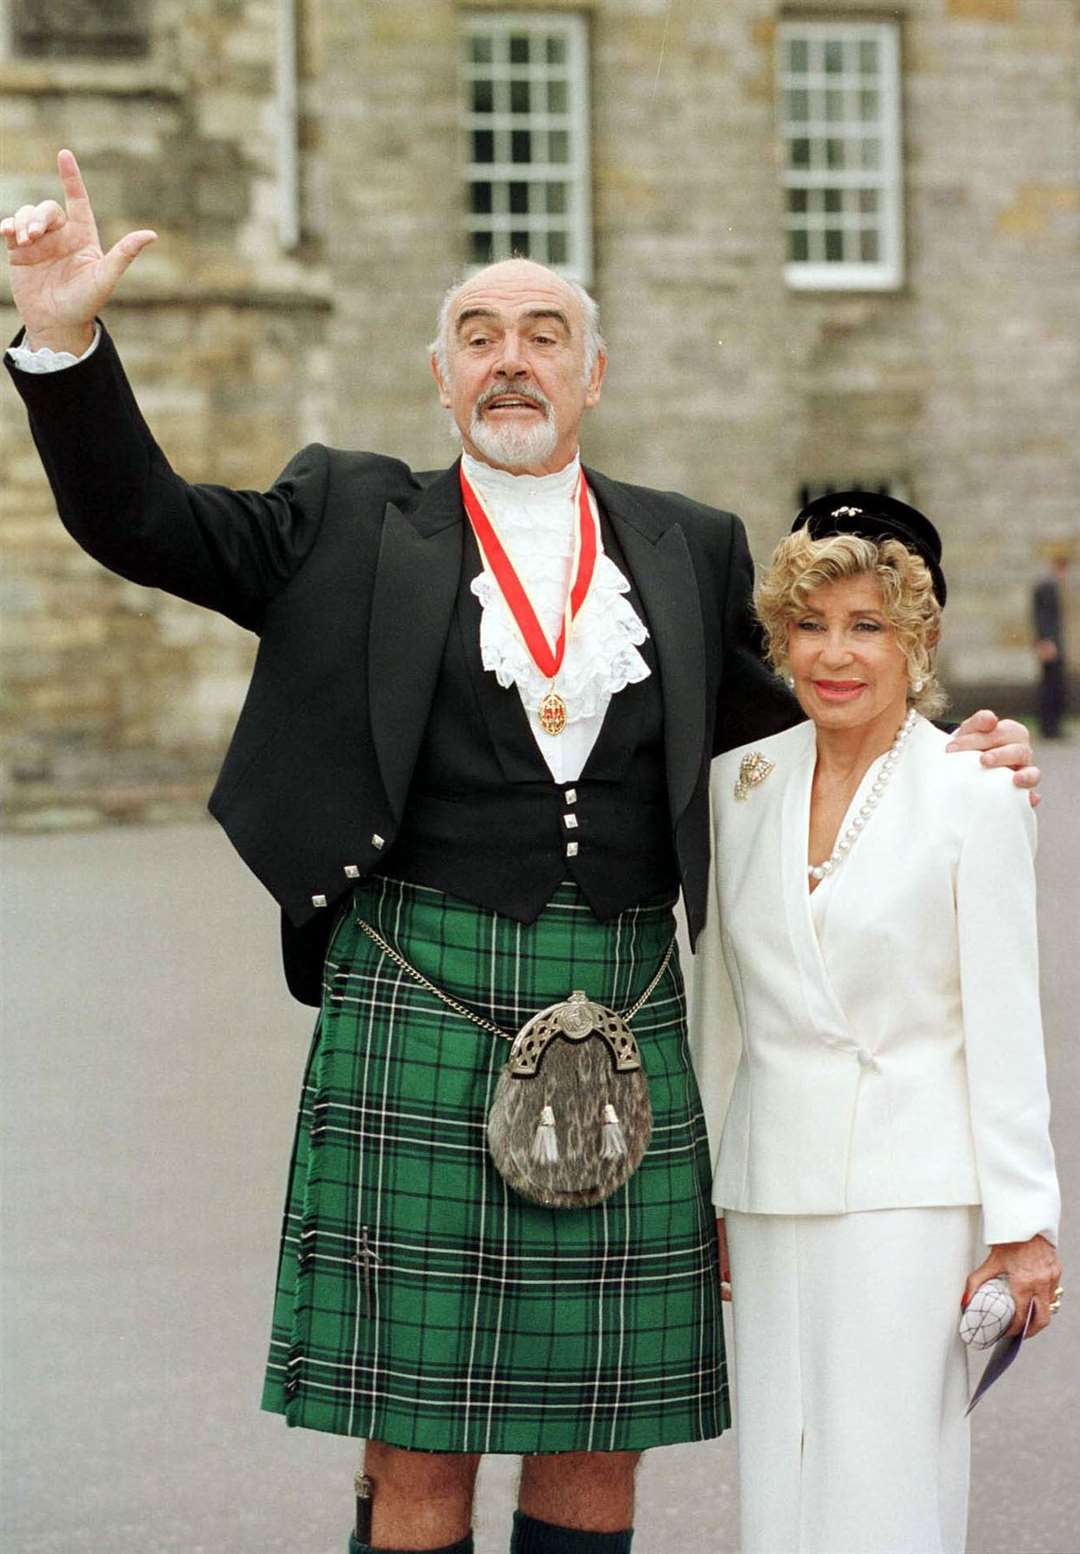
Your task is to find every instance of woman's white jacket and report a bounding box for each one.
[689,714,1059,1247]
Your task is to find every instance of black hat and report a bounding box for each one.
[791,490,947,605]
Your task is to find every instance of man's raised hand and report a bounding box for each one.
[1,149,156,356]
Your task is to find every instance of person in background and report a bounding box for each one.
[1033,545,1070,738]
[691,493,1062,1554]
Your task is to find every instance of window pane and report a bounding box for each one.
[825,138,845,169]
[470,34,493,64]
[860,89,879,121]
[510,80,531,114]
[858,39,879,74]
[861,138,881,169]
[509,35,529,64]
[787,188,808,213]
[786,89,809,122]
[511,130,532,163]
[824,229,844,261]
[547,79,568,114]
[471,79,493,114]
[546,35,566,65]
[546,182,568,214]
[789,228,810,262]
[823,188,842,213]
[789,138,811,169]
[470,230,494,263]
[548,230,568,264]
[860,229,880,262]
[824,40,843,73]
[12,0,149,59]
[509,181,529,214]
[858,188,879,213]
[470,182,493,214]
[787,38,808,72]
[549,130,570,164]
[472,130,494,164]
[510,230,530,253]
[825,89,843,121]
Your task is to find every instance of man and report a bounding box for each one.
[3,152,1038,1554]
[1032,547,1070,738]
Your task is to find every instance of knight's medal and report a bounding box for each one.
[538,689,567,736]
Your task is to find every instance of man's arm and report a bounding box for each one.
[712,515,802,755]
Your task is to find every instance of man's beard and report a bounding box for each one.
[467,383,559,468]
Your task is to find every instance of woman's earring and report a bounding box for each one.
[785,674,795,689]
[912,678,925,694]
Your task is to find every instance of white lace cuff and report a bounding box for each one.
[7,323,102,374]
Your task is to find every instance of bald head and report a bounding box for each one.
[430,259,605,385]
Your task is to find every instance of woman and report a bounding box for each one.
[691,492,1062,1554]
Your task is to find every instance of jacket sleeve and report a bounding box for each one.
[956,777,1061,1245]
[5,322,331,632]
[712,516,802,755]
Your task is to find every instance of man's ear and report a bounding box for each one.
[584,348,607,409]
[431,354,452,409]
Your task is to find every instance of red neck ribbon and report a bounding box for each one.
[459,463,598,681]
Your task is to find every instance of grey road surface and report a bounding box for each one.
[3,741,1078,1554]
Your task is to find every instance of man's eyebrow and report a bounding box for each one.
[455,307,500,332]
[522,308,571,330]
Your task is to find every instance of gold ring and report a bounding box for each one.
[1054,1286,1064,1298]
[1050,1300,1061,1313]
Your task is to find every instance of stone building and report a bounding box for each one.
[2,0,1077,827]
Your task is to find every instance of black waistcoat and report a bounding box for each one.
[380,515,678,921]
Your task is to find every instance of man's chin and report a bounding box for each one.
[468,417,559,470]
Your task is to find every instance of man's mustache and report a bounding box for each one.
[473,382,553,416]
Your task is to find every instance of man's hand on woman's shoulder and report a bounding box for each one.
[946,709,1040,807]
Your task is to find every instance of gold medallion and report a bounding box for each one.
[538,691,567,736]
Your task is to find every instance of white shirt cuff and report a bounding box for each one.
[7,323,102,374]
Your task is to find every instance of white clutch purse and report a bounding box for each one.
[959,1275,1016,1349]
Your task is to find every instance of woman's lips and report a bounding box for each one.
[813,680,866,700]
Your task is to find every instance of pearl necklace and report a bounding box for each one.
[808,708,918,882]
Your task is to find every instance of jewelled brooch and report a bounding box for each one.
[734,751,775,801]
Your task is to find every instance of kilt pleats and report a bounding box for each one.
[261,876,728,1453]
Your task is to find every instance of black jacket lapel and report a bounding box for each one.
[586,468,706,825]
[368,463,464,819]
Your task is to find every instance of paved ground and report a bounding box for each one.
[3,739,1078,1554]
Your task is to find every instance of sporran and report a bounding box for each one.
[353,915,674,1208]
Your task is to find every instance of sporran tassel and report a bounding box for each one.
[601,1102,628,1160]
[532,1103,559,1164]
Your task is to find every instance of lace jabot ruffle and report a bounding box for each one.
[461,450,652,725]
[470,546,651,724]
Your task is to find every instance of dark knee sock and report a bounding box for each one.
[348,1534,474,1554]
[510,1511,633,1554]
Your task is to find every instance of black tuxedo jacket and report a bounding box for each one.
[8,326,799,1003]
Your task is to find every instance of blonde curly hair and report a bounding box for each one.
[755,530,947,717]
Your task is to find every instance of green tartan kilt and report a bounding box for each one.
[261,876,728,1454]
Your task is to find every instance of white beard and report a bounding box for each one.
[467,406,559,469]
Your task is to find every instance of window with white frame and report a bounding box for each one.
[461,11,592,280]
[778,20,903,290]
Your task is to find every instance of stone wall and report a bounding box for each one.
[2,0,1076,828]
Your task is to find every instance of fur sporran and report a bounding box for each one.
[487,992,652,1207]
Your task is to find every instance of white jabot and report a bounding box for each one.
[461,450,651,783]
[7,323,102,373]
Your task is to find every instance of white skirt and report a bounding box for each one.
[725,1206,981,1554]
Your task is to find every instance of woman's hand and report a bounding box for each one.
[1,149,156,354]
[717,1218,732,1301]
[964,1235,1062,1337]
